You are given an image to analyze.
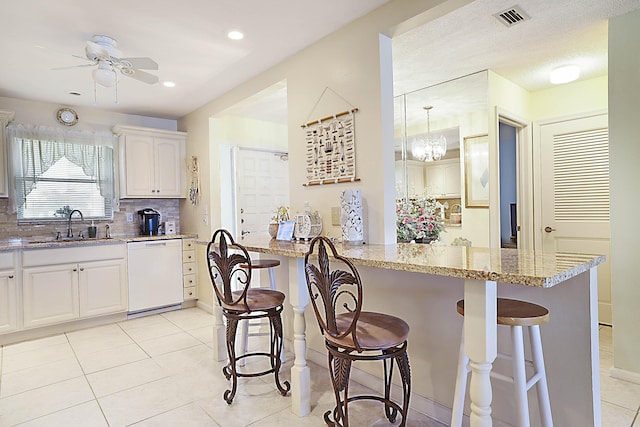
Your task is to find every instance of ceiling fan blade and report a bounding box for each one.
[118,57,158,70]
[52,62,97,71]
[121,68,159,85]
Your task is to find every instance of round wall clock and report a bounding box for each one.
[56,108,78,126]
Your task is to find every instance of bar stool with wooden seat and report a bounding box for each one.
[238,258,286,363]
[206,229,290,404]
[304,236,411,427]
[451,298,553,427]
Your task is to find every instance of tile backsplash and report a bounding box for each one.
[0,198,180,240]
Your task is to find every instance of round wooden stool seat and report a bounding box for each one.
[240,259,280,269]
[456,298,549,326]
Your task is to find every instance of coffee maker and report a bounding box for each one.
[138,208,161,235]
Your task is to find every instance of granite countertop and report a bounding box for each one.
[219,236,605,288]
[0,233,198,251]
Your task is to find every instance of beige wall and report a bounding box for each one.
[609,8,640,379]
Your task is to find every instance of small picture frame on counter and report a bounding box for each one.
[276,220,295,241]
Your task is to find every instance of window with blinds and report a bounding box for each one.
[9,124,116,221]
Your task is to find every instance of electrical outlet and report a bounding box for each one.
[126,212,134,222]
[331,207,341,226]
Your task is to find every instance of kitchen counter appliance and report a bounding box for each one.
[138,208,161,235]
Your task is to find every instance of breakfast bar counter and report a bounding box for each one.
[220,237,605,427]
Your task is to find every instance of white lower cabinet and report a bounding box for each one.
[0,268,17,334]
[23,264,79,328]
[22,244,127,329]
[79,260,127,318]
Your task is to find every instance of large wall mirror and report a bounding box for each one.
[394,70,489,231]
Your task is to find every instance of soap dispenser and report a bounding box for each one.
[88,220,97,238]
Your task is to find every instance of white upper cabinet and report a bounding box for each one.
[113,125,187,198]
[425,158,461,198]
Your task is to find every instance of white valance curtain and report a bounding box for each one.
[6,124,116,214]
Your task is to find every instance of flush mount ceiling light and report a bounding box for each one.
[163,81,176,88]
[550,65,580,84]
[227,30,244,40]
[411,106,447,162]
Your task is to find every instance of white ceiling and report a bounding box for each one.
[0,0,389,120]
[2,1,639,123]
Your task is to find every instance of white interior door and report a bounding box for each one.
[537,112,611,324]
[236,148,289,241]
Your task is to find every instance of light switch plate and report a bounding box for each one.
[126,212,134,222]
[331,207,341,226]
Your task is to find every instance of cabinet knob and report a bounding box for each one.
[73,268,78,272]
[8,275,14,279]
[80,268,85,271]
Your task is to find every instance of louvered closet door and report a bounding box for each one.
[539,112,611,324]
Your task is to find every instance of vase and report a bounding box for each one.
[415,234,438,244]
[268,223,279,239]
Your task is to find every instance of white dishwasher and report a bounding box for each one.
[127,239,183,316]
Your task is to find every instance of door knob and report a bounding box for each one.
[544,226,556,233]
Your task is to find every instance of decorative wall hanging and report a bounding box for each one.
[464,134,489,208]
[188,156,199,206]
[301,87,360,186]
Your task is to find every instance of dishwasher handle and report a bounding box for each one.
[145,242,167,247]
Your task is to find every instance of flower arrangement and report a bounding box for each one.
[396,196,444,242]
[271,205,290,224]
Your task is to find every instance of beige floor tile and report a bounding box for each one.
[152,344,219,376]
[87,358,168,397]
[118,313,172,331]
[161,307,216,330]
[124,321,183,342]
[98,376,196,427]
[131,402,220,426]
[0,376,94,426]
[601,372,640,411]
[67,329,135,355]
[136,331,202,356]
[2,342,75,374]
[601,401,636,427]
[187,325,216,347]
[246,405,326,426]
[75,342,149,374]
[2,334,68,356]
[14,400,109,427]
[65,323,124,341]
[1,357,84,397]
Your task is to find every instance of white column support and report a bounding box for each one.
[464,279,497,427]
[290,257,311,416]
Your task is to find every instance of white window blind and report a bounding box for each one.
[8,124,116,221]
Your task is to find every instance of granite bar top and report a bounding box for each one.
[204,236,605,288]
[0,233,198,251]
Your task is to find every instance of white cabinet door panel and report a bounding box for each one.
[0,271,17,333]
[23,265,79,328]
[155,137,183,197]
[79,259,128,318]
[123,135,155,196]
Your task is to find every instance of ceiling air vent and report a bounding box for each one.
[493,5,530,27]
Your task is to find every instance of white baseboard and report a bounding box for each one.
[196,300,214,314]
[610,366,640,384]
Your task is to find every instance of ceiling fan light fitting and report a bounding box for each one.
[93,66,117,87]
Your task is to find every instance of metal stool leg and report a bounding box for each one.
[451,332,470,427]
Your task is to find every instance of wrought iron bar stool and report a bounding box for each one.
[451,298,553,427]
[304,236,411,427]
[206,229,290,404]
[238,258,286,363]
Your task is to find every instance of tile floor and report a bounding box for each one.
[0,309,636,426]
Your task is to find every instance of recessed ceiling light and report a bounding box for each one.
[227,30,244,40]
[163,81,176,88]
[550,65,580,85]
[67,91,82,96]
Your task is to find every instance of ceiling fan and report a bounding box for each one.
[55,35,159,88]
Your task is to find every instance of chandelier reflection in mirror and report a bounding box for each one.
[411,106,447,161]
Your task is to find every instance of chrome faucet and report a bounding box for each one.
[67,209,84,238]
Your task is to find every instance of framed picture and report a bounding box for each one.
[276,220,295,241]
[464,134,489,208]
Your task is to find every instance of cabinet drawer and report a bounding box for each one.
[183,274,196,288]
[183,286,197,300]
[182,239,195,250]
[182,250,195,263]
[0,251,15,269]
[183,262,196,275]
